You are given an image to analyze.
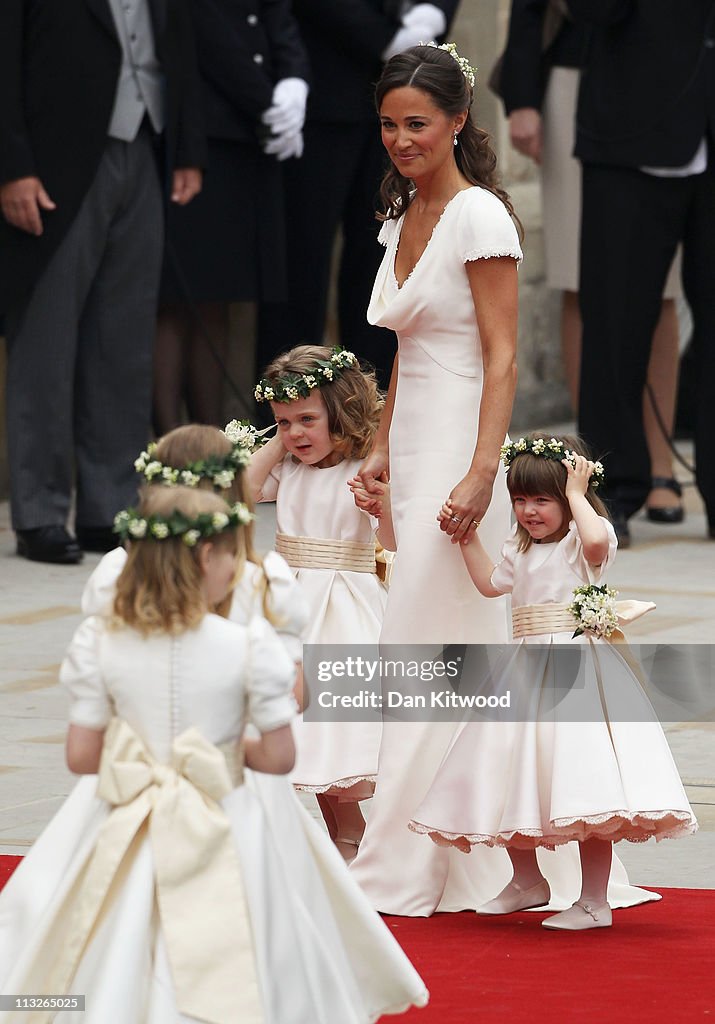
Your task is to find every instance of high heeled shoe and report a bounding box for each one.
[646,477,684,524]
[542,899,612,931]
[477,878,551,915]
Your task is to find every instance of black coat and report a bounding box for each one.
[0,0,206,312]
[568,0,715,167]
[190,0,310,143]
[293,0,461,123]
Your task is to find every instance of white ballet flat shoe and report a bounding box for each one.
[334,836,361,864]
[477,879,551,915]
[542,900,612,931]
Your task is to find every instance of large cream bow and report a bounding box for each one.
[45,718,263,1024]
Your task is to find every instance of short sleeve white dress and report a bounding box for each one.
[409,519,697,851]
[0,615,428,1024]
[260,454,385,797]
[350,188,658,916]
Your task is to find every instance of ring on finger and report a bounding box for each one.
[450,515,463,522]
[469,519,480,529]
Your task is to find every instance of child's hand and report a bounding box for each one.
[562,454,596,500]
[348,475,384,517]
[437,501,454,525]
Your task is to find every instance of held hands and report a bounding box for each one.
[348,473,388,518]
[262,78,308,162]
[508,108,543,164]
[382,3,447,61]
[171,168,203,205]
[439,474,494,545]
[354,448,389,515]
[0,176,56,236]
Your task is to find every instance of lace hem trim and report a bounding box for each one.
[408,809,698,851]
[463,247,523,265]
[293,774,377,794]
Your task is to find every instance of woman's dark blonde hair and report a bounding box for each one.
[506,433,609,552]
[262,345,383,459]
[152,424,275,620]
[375,45,522,237]
[113,487,242,635]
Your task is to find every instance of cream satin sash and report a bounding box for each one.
[511,600,656,640]
[43,719,263,1024]
[276,532,377,573]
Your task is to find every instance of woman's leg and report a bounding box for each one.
[561,290,581,412]
[154,303,190,435]
[186,301,229,426]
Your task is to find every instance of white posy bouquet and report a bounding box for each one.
[568,583,620,639]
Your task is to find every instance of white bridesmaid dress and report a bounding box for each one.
[349,186,658,915]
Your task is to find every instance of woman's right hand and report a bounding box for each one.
[355,447,389,514]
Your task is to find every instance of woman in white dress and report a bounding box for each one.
[351,43,657,916]
[0,487,428,1023]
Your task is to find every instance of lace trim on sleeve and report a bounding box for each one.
[463,247,523,265]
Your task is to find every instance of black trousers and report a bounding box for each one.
[257,119,397,388]
[578,159,715,524]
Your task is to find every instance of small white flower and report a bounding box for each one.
[183,529,200,547]
[134,451,150,472]
[531,438,546,454]
[303,374,318,389]
[232,503,254,525]
[211,512,229,531]
[144,460,163,480]
[224,420,256,448]
[286,386,299,400]
[322,367,334,381]
[254,384,264,401]
[180,470,201,487]
[151,521,169,539]
[129,518,147,538]
[264,386,275,401]
[161,466,178,484]
[231,448,251,467]
[213,470,235,489]
[114,510,130,528]
[515,437,527,451]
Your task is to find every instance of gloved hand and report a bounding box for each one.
[382,3,447,61]
[261,78,309,138]
[263,130,304,161]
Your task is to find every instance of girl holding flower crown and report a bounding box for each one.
[409,434,697,930]
[0,486,428,1022]
[247,344,391,859]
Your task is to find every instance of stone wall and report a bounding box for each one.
[0,0,567,499]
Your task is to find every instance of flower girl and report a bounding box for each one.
[410,435,697,930]
[0,487,427,1022]
[247,345,390,857]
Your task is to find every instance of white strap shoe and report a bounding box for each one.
[542,900,613,931]
[477,878,551,915]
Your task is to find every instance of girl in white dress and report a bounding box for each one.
[0,487,428,1023]
[247,345,389,859]
[410,436,697,930]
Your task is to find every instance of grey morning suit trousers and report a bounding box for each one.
[5,126,163,531]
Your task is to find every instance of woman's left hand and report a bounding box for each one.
[440,473,494,545]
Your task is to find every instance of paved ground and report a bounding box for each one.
[0,440,713,888]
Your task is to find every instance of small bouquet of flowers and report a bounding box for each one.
[568,583,620,639]
[223,418,271,452]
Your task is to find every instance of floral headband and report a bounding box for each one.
[113,502,254,546]
[500,437,605,488]
[426,42,476,89]
[254,346,358,403]
[134,420,267,490]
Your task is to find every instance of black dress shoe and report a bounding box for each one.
[16,526,83,564]
[612,514,631,549]
[646,477,685,524]
[76,525,119,553]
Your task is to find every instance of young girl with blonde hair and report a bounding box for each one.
[0,486,428,1022]
[247,344,392,857]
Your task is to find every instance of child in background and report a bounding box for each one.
[247,345,387,858]
[410,435,697,930]
[0,487,428,1022]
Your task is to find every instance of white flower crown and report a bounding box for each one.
[113,502,254,547]
[425,41,476,89]
[255,346,358,403]
[500,437,605,488]
[134,420,268,490]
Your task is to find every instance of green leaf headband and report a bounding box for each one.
[113,502,255,546]
[254,346,358,403]
[426,42,476,89]
[500,437,605,488]
[134,420,268,490]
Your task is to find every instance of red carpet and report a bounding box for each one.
[1,858,711,1022]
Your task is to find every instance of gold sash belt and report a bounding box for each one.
[512,600,656,640]
[43,719,263,1024]
[276,532,376,573]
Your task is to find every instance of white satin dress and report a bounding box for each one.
[0,615,428,1024]
[350,187,658,915]
[260,455,385,797]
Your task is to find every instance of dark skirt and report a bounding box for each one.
[161,138,287,304]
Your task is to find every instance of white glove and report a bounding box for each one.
[402,4,447,37]
[381,22,432,60]
[263,130,304,161]
[261,78,308,138]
